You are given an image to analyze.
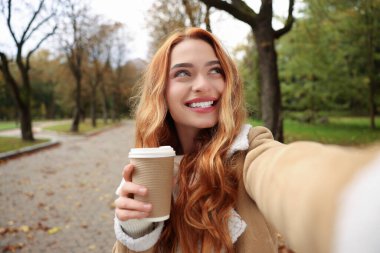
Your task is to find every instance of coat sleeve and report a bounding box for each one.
[243,126,380,253]
[112,218,164,253]
[112,240,154,253]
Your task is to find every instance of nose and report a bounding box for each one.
[192,74,211,92]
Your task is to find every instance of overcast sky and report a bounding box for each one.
[0,0,303,61]
[90,0,301,60]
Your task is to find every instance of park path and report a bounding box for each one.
[0,120,135,253]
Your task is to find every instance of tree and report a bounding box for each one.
[108,33,137,121]
[86,21,124,126]
[278,0,380,126]
[0,0,57,140]
[0,73,16,120]
[234,33,261,118]
[59,0,91,132]
[146,0,213,56]
[358,0,380,129]
[29,49,67,119]
[199,0,295,141]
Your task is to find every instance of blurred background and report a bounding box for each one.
[1,0,379,148]
[0,1,380,252]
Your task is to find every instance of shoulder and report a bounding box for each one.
[247,126,276,151]
[248,126,274,142]
[228,124,277,158]
[244,126,283,169]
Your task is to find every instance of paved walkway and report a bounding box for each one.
[0,120,135,252]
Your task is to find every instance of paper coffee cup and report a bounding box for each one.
[128,146,175,222]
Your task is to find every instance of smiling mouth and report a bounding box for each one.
[186,100,216,108]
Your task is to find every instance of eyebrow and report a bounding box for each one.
[170,60,220,70]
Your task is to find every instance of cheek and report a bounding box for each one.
[165,83,180,111]
[216,79,226,95]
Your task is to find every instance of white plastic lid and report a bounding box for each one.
[128,146,176,158]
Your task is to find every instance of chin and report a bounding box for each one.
[193,121,218,129]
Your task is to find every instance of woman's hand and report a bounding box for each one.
[115,164,153,221]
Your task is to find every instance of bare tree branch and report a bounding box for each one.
[274,0,295,39]
[20,0,45,43]
[24,12,55,42]
[204,4,212,32]
[199,0,257,26]
[26,25,58,70]
[6,0,19,45]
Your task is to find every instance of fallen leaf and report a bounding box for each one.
[19,225,30,233]
[36,222,49,231]
[26,233,34,240]
[3,243,24,252]
[47,227,61,235]
[0,227,8,235]
[46,191,54,196]
[37,202,46,209]
[88,244,96,250]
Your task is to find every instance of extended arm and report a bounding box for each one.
[243,127,380,253]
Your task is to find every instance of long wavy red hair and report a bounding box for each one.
[133,27,246,252]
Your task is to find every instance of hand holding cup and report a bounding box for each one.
[114,164,153,221]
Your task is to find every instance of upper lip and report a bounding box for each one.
[185,97,218,104]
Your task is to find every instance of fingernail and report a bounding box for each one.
[139,188,147,194]
[143,204,152,210]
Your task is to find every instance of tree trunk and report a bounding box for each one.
[365,2,376,129]
[253,24,283,142]
[100,83,108,124]
[369,80,376,129]
[204,5,212,32]
[110,89,116,123]
[71,76,82,132]
[0,52,34,141]
[90,87,97,127]
[20,104,34,140]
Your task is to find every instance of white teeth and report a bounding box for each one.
[189,101,214,108]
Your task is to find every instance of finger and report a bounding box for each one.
[115,197,152,212]
[115,208,150,221]
[122,164,134,182]
[119,181,148,197]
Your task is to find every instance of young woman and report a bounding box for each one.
[113,27,380,253]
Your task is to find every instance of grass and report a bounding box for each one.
[0,119,120,154]
[0,121,18,131]
[0,136,49,153]
[249,116,380,146]
[44,120,119,134]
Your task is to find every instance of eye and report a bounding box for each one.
[174,70,190,78]
[209,67,224,75]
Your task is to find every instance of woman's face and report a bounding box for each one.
[166,39,225,134]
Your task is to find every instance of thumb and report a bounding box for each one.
[122,164,134,182]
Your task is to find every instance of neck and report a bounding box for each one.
[175,124,199,154]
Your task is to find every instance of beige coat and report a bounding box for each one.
[113,126,380,253]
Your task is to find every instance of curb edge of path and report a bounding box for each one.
[0,121,127,163]
[0,140,61,162]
